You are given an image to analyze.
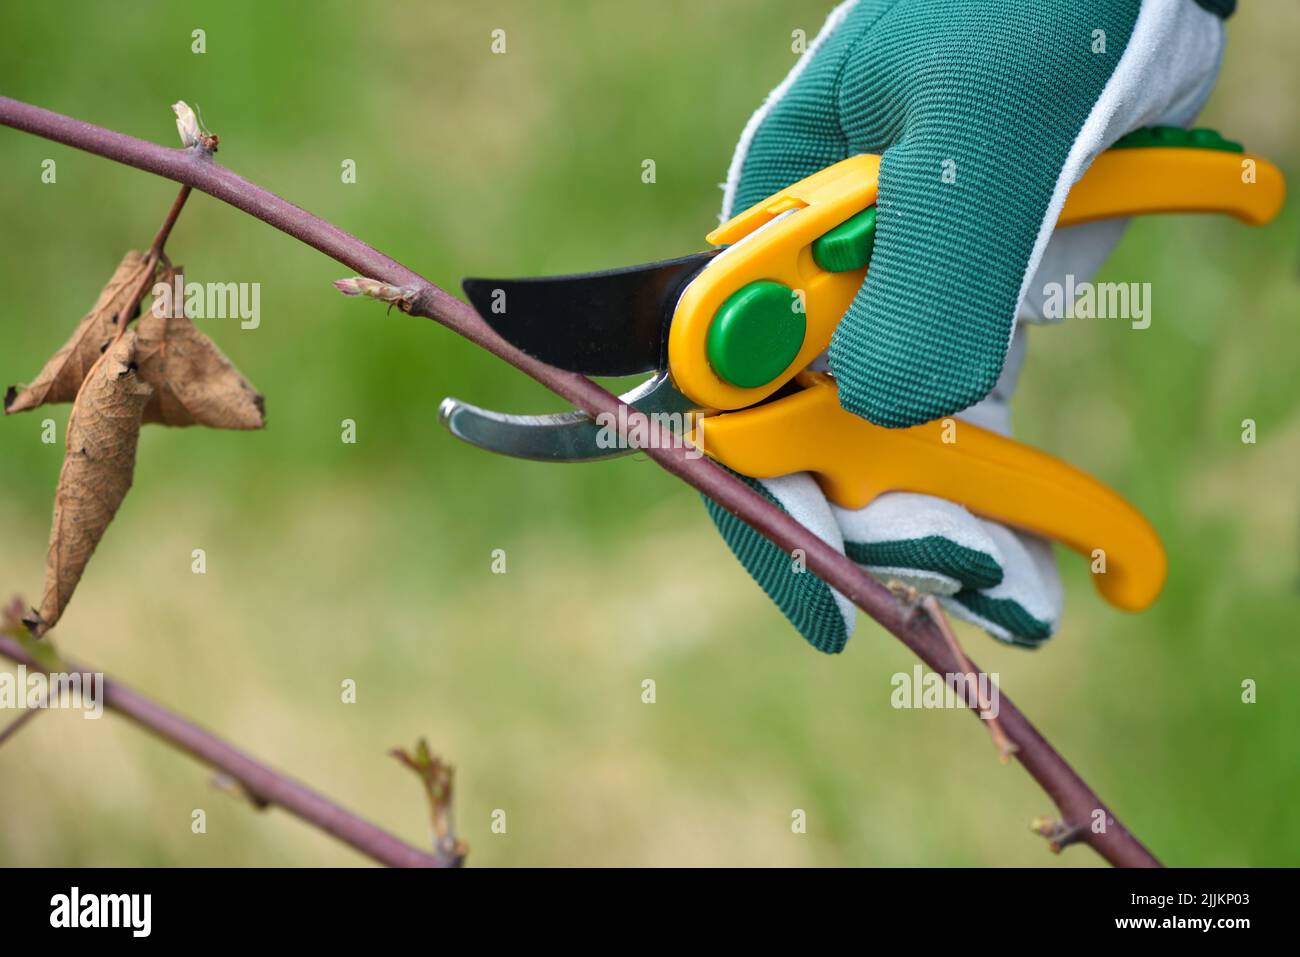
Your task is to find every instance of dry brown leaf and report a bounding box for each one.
[28,333,153,636]
[5,251,154,415]
[136,266,265,429]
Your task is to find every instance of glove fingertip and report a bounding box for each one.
[941,592,1055,648]
[702,472,855,654]
[829,324,1007,428]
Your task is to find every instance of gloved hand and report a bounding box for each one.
[706,0,1233,653]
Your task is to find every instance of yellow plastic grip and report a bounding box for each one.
[671,147,1285,411]
[670,154,881,412]
[695,374,1167,612]
[1058,147,1286,227]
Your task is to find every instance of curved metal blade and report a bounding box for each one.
[439,374,700,462]
[462,251,718,376]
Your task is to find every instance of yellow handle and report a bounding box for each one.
[670,147,1285,411]
[675,143,1282,612]
[696,374,1167,612]
[1058,147,1285,227]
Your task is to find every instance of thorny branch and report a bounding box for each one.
[0,95,1161,867]
[0,600,461,868]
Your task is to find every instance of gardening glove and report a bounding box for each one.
[705,0,1232,653]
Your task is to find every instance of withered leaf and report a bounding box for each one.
[5,251,154,415]
[136,266,265,429]
[28,333,153,636]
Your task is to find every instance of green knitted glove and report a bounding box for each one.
[707,0,1230,653]
[724,0,1233,427]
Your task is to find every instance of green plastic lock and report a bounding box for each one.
[706,280,805,389]
[812,206,877,273]
[1110,125,1243,154]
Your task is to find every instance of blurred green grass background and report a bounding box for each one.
[1,1,1297,866]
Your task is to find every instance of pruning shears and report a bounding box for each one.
[441,129,1285,614]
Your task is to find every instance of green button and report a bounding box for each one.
[1110,125,1243,154]
[706,280,805,389]
[812,206,877,273]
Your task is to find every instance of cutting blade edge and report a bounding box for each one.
[439,373,700,463]
[462,250,718,376]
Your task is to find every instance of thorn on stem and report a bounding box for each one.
[210,772,272,811]
[391,737,467,865]
[1031,816,1086,853]
[920,595,1018,764]
[884,578,923,611]
[333,276,420,313]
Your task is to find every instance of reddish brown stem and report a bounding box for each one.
[0,632,454,868]
[149,184,191,257]
[0,95,1161,867]
[107,184,190,347]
